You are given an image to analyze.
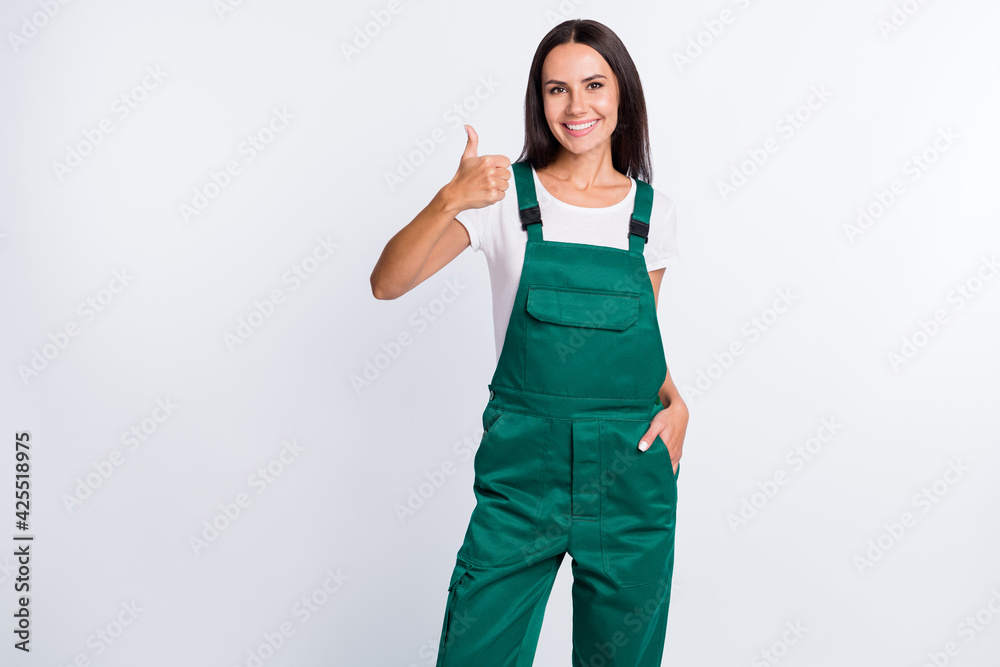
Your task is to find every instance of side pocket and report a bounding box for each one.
[474,406,508,474]
[481,405,508,436]
[436,562,471,666]
[461,409,542,567]
[599,420,677,588]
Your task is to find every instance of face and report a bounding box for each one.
[540,42,619,156]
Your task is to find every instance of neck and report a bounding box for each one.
[541,147,619,190]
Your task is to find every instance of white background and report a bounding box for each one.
[2,1,999,666]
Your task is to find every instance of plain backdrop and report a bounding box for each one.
[2,1,999,665]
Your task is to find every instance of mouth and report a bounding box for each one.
[562,119,599,137]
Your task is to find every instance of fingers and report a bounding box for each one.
[638,427,681,473]
[638,426,658,452]
[461,124,479,161]
[480,154,511,175]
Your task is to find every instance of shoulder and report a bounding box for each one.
[645,183,675,219]
[639,182,676,232]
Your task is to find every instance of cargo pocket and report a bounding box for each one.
[598,419,677,588]
[523,285,640,397]
[458,410,543,567]
[435,562,471,666]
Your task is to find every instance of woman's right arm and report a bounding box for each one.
[370,125,511,300]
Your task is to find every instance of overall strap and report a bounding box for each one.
[512,161,652,252]
[628,178,653,255]
[511,161,543,243]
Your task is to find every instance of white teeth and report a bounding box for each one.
[565,120,597,131]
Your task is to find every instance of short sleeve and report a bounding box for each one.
[643,191,679,271]
[455,204,495,253]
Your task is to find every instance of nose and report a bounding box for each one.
[566,91,588,117]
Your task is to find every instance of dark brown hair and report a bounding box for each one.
[515,19,653,184]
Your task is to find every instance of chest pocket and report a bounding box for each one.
[524,285,640,397]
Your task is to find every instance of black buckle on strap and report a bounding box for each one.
[629,216,649,243]
[519,205,542,230]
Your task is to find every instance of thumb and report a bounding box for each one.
[461,124,478,161]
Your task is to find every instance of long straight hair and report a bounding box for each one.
[515,19,653,184]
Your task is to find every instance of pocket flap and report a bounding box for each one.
[526,286,639,330]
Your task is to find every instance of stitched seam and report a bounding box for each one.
[479,404,653,424]
[631,300,637,395]
[535,239,635,256]
[521,242,532,387]
[484,410,509,435]
[528,285,640,298]
[489,383,658,404]
[528,314,638,329]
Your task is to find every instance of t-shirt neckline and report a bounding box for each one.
[531,165,635,213]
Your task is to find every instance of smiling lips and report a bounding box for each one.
[562,119,599,136]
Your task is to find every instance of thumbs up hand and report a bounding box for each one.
[446,125,512,211]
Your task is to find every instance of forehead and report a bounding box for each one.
[541,42,612,78]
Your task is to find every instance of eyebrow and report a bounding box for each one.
[543,74,606,86]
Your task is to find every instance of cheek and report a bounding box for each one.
[597,95,617,118]
[601,104,618,125]
[542,100,559,123]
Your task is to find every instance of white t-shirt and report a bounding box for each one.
[456,164,680,362]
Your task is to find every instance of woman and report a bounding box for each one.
[371,18,689,666]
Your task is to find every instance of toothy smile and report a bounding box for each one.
[564,120,598,131]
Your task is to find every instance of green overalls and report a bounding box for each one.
[436,161,680,666]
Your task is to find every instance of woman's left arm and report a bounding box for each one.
[640,268,688,473]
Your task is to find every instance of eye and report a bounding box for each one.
[548,82,603,94]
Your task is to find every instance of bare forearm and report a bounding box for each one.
[371,186,462,299]
[372,127,512,300]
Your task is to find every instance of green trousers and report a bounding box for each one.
[436,161,679,666]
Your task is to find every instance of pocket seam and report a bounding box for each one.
[439,563,470,662]
[654,435,681,483]
[448,562,470,591]
[482,408,509,437]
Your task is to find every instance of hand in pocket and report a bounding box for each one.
[637,401,689,476]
